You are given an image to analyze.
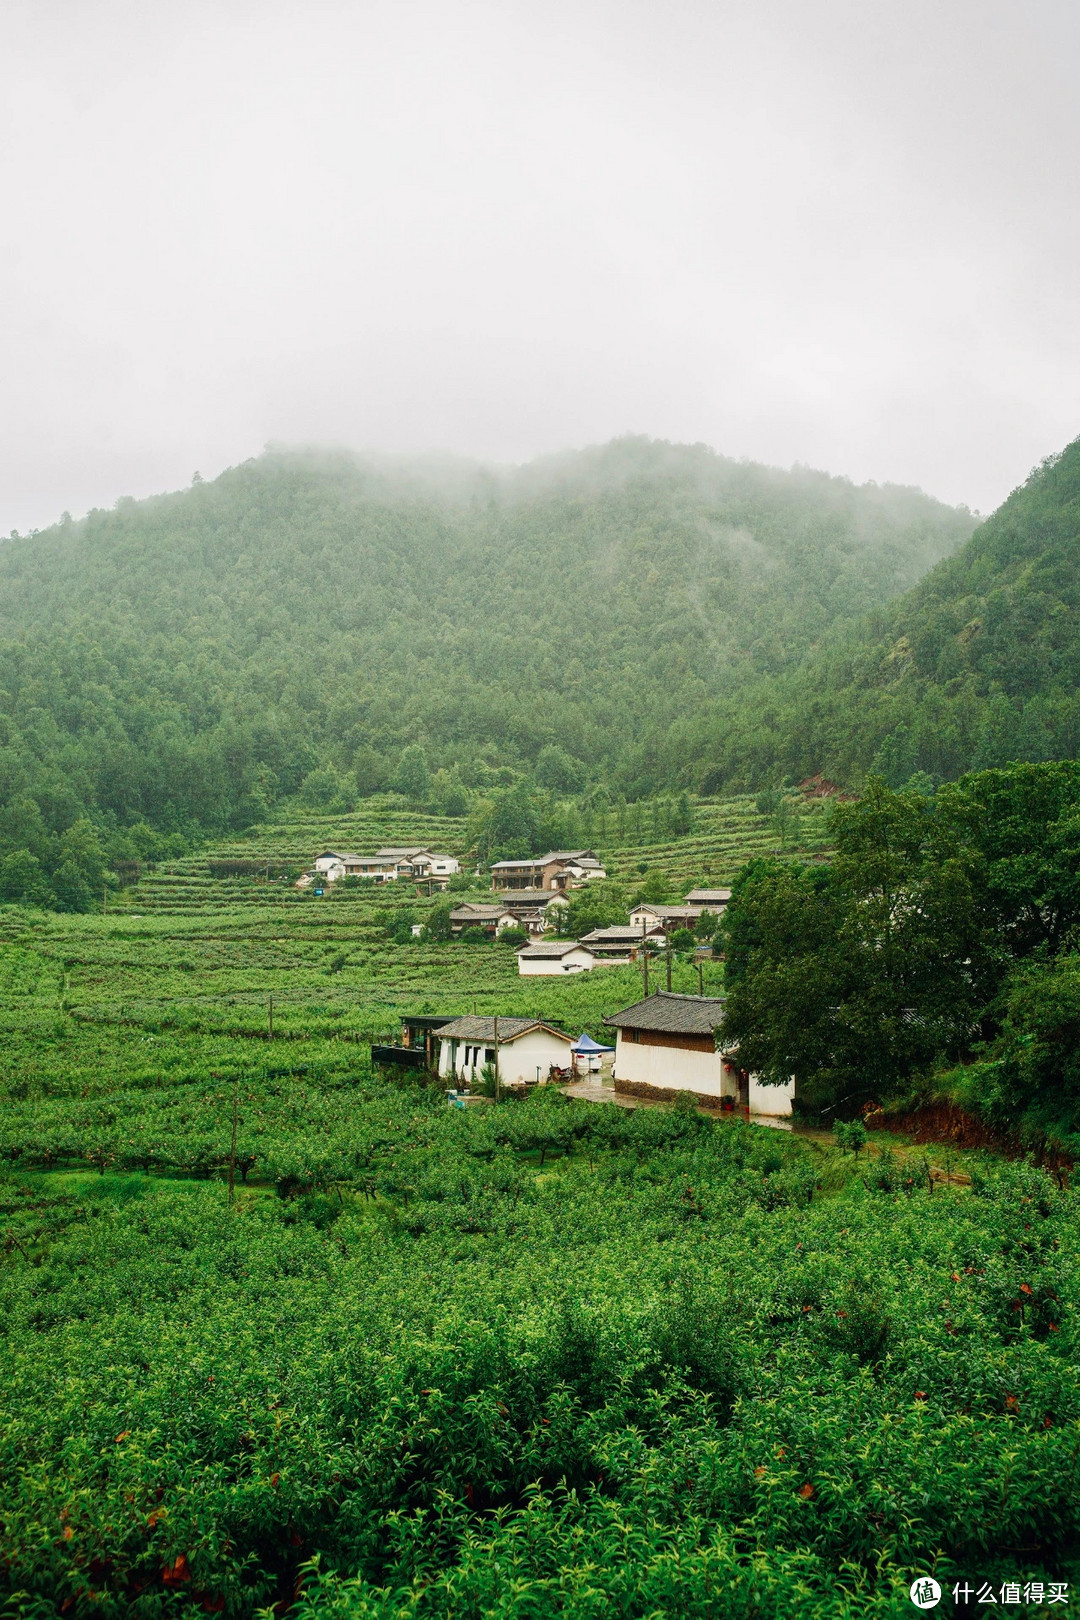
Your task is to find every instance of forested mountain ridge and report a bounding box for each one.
[0,437,971,893]
[702,437,1080,788]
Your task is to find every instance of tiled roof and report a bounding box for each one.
[580,925,662,942]
[498,889,569,904]
[685,888,732,903]
[435,1017,573,1044]
[450,904,508,921]
[517,939,592,957]
[603,991,726,1036]
[490,850,595,869]
[630,903,702,919]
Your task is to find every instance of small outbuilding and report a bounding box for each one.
[436,1017,575,1088]
[517,939,597,975]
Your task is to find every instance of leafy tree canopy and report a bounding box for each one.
[722,763,1080,1125]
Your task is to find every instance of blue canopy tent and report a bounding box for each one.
[570,1031,615,1073]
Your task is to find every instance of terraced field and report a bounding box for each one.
[601,793,831,887]
[0,792,830,1066]
[120,792,829,916]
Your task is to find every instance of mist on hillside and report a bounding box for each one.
[0,436,976,861]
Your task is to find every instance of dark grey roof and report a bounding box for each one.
[498,889,568,905]
[604,991,726,1035]
[450,904,508,921]
[436,1016,573,1044]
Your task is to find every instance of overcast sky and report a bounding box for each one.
[2,0,1078,532]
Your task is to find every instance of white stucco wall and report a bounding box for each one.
[612,1035,795,1114]
[517,947,596,976]
[439,1029,574,1085]
[612,1034,737,1098]
[748,1072,795,1117]
[628,908,663,929]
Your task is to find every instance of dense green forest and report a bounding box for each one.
[0,438,972,903]
[722,759,1080,1150]
[706,438,1080,788]
[5,428,1080,915]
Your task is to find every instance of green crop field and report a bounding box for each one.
[1,791,1073,1617]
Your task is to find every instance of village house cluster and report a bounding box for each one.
[516,885,732,975]
[300,836,732,976]
[382,992,794,1118]
[332,840,794,1117]
[449,847,608,939]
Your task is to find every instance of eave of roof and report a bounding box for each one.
[435,1017,573,1044]
[603,991,727,1036]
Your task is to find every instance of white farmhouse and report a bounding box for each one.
[311,847,460,887]
[604,991,794,1116]
[313,851,395,882]
[376,847,460,881]
[436,1017,575,1087]
[516,939,597,976]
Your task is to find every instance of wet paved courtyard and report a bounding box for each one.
[559,1077,793,1129]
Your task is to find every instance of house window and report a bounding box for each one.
[485,1048,495,1063]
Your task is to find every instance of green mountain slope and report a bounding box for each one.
[0,437,970,860]
[697,437,1080,788]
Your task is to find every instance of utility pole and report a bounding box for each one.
[697,960,704,996]
[228,1080,238,1205]
[666,939,672,992]
[642,918,649,996]
[493,1014,500,1103]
